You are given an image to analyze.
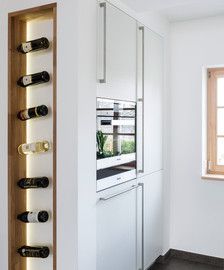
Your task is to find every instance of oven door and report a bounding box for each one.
[96,98,136,191]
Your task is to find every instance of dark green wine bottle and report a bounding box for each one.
[17,71,50,87]
[17,177,49,189]
[17,105,48,121]
[17,37,50,54]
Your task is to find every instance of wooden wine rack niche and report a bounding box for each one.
[8,4,56,270]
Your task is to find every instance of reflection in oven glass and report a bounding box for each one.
[97,98,136,159]
[96,98,137,185]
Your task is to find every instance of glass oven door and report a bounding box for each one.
[96,98,136,191]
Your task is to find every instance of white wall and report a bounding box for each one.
[0,1,97,270]
[170,16,224,258]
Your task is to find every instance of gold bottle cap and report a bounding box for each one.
[43,141,50,150]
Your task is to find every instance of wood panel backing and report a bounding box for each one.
[8,16,27,270]
[9,4,55,21]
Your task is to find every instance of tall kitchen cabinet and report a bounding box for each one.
[96,2,139,270]
[137,26,163,176]
[137,26,164,269]
[96,2,164,270]
[97,1,137,101]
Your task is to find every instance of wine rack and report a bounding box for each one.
[8,4,57,270]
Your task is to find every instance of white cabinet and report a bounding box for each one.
[97,2,137,101]
[138,171,163,269]
[137,26,164,176]
[96,172,163,270]
[96,180,138,270]
[96,6,164,270]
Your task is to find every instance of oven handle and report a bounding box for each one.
[99,184,140,201]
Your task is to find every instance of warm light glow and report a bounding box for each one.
[26,21,32,270]
[26,18,54,270]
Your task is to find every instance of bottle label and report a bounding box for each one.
[20,110,30,120]
[35,107,40,117]
[22,75,32,86]
[21,248,40,257]
[24,178,34,187]
[27,212,39,223]
[21,248,27,255]
[22,42,32,53]
[22,143,36,153]
[20,247,49,258]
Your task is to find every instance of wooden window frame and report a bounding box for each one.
[207,68,224,175]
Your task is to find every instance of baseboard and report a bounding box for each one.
[149,249,224,269]
[148,250,171,269]
[154,249,172,264]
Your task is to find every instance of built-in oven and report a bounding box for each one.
[96,98,136,191]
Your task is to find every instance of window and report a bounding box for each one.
[207,68,224,174]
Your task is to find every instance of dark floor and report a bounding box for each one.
[150,257,223,270]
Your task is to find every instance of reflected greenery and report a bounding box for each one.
[97,131,135,159]
[121,141,135,154]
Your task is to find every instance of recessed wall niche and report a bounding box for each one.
[8,4,57,270]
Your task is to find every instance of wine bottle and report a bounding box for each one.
[17,71,50,87]
[17,105,48,121]
[18,246,50,258]
[17,177,49,189]
[17,211,49,223]
[17,37,50,54]
[18,141,50,155]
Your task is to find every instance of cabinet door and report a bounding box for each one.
[97,2,136,101]
[137,27,163,176]
[138,172,163,269]
[96,181,137,270]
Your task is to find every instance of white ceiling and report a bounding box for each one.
[120,0,224,21]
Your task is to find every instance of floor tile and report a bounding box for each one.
[150,258,223,270]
